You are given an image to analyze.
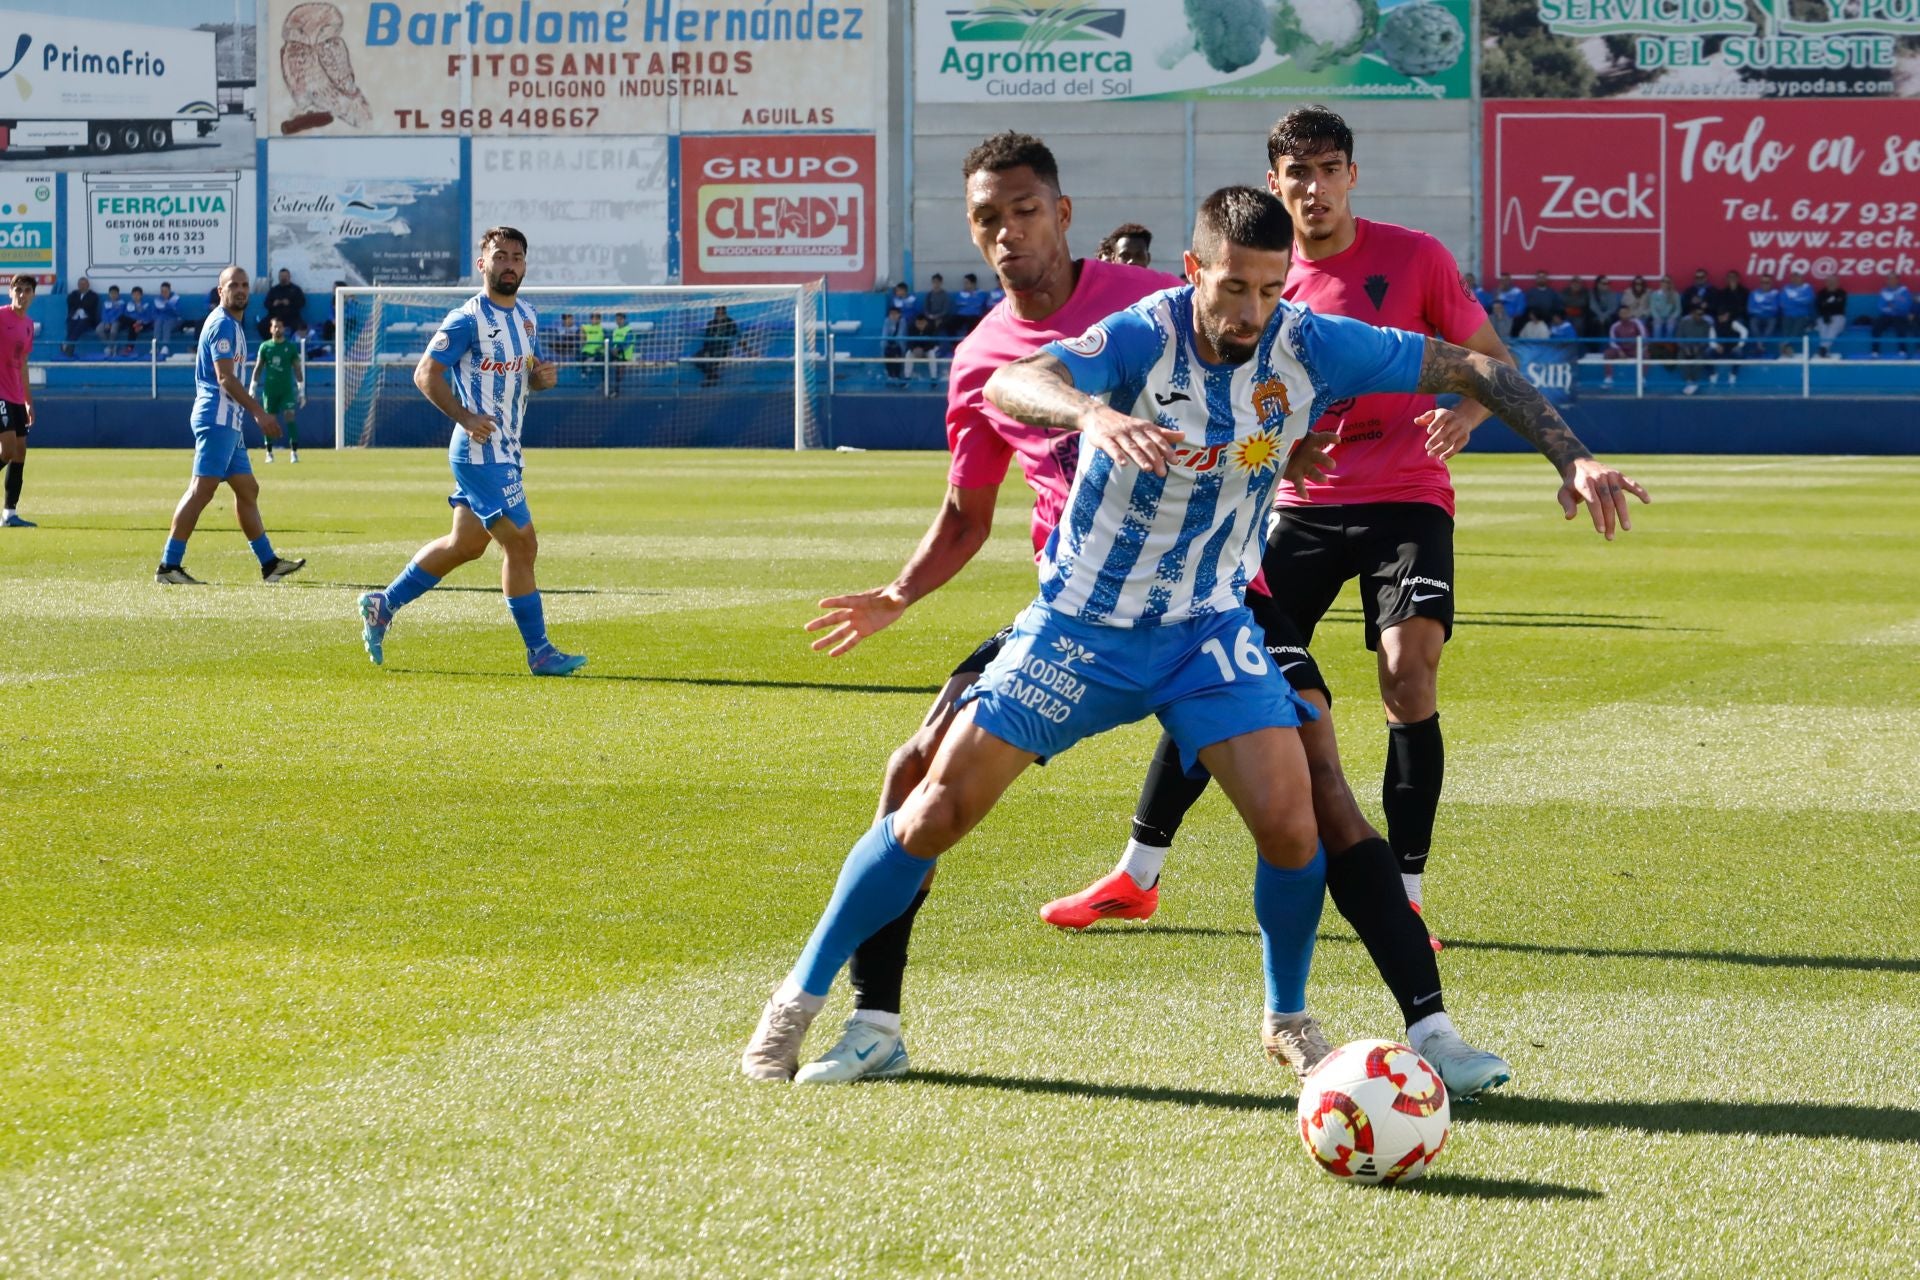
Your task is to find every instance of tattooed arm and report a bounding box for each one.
[1416,336,1651,539]
[984,352,1185,475]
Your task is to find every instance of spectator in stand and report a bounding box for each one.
[122,286,156,356]
[1675,300,1714,394]
[922,273,954,337]
[1814,275,1849,357]
[313,280,349,355]
[1525,270,1562,327]
[1589,275,1621,336]
[1647,275,1681,340]
[580,313,606,370]
[952,273,988,335]
[65,276,99,357]
[903,312,944,384]
[1487,300,1512,339]
[151,282,183,357]
[1779,271,1815,356]
[1713,269,1750,328]
[261,268,308,340]
[1494,273,1526,337]
[1601,309,1647,389]
[1871,271,1913,357]
[1098,222,1153,269]
[1710,308,1748,386]
[697,304,738,386]
[1562,274,1592,335]
[1462,272,1493,313]
[1518,309,1552,341]
[94,286,127,356]
[882,281,918,380]
[1746,274,1781,356]
[1549,306,1581,346]
[550,313,582,367]
[985,281,1006,310]
[1618,276,1650,324]
[1680,267,1714,316]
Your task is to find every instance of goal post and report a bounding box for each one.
[333,282,829,451]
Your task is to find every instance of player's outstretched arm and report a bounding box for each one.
[413,351,497,442]
[985,353,1183,476]
[806,482,999,658]
[1415,337,1650,540]
[1416,320,1518,461]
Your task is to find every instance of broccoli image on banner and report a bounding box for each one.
[1372,1,1464,77]
[1269,0,1380,74]
[1157,0,1272,73]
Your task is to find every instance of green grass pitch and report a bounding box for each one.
[2,447,1917,1277]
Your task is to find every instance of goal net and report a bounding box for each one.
[334,283,828,450]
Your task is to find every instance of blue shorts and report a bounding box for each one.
[958,602,1317,774]
[191,424,253,479]
[448,460,530,528]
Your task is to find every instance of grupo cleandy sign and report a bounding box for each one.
[680,134,875,286]
[1484,100,1920,289]
[262,0,885,137]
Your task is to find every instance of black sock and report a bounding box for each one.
[848,888,929,1014]
[4,459,21,510]
[1383,713,1443,876]
[1130,731,1212,848]
[1326,837,1444,1027]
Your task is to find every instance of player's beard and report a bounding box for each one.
[1197,310,1259,365]
[488,271,522,296]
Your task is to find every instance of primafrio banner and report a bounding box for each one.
[260,0,885,138]
[1483,100,1920,291]
[915,0,1475,103]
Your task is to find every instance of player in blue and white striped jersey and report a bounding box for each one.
[155,265,304,584]
[356,226,585,676]
[744,186,1593,1083]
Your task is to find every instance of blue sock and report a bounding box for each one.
[792,814,937,998]
[248,534,276,567]
[506,591,548,652]
[383,561,441,612]
[1255,844,1327,1014]
[161,537,188,567]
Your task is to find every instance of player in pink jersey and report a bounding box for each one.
[1053,106,1648,959]
[0,275,39,528]
[765,133,1182,1084]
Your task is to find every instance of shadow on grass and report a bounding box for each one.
[1439,937,1920,975]
[383,666,941,695]
[1317,605,1709,633]
[1389,1175,1603,1202]
[294,580,607,595]
[909,1070,1920,1144]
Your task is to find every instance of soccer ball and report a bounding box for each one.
[1296,1039,1450,1185]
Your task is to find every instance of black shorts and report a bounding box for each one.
[1244,588,1329,703]
[949,623,1017,680]
[1264,502,1455,652]
[0,401,26,437]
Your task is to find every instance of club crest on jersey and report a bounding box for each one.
[1252,376,1291,426]
[431,332,451,352]
[524,319,536,337]
[1060,325,1107,358]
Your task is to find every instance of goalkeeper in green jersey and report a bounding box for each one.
[250,317,305,463]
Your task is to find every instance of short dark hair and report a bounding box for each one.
[961,131,1060,192]
[10,274,35,291]
[1191,187,1293,265]
[1267,105,1355,170]
[1100,222,1152,258]
[480,225,529,253]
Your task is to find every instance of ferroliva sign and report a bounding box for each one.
[914,0,1474,103]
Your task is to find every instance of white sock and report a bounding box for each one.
[1402,872,1424,907]
[773,976,826,1013]
[1,509,13,520]
[1114,838,1168,891]
[851,1008,901,1035]
[1407,1011,1456,1049]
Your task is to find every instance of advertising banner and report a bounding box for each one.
[0,174,57,283]
[1484,100,1920,290]
[915,0,1474,103]
[1510,340,1579,406]
[267,138,464,285]
[1482,0,1920,100]
[261,0,885,139]
[471,137,673,285]
[82,173,241,281]
[680,134,876,287]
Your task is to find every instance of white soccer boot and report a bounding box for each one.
[1415,1028,1513,1100]
[794,1018,909,1084]
[741,997,819,1082]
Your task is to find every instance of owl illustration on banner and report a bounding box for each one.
[279,3,373,133]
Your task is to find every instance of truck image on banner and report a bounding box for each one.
[0,14,220,157]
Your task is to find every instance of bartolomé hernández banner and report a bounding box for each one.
[915,0,1475,103]
[1481,0,1920,100]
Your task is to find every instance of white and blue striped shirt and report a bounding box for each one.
[1037,289,1425,627]
[191,311,247,430]
[428,293,543,467]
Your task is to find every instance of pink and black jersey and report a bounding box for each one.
[1279,219,1487,516]
[945,259,1182,555]
[0,307,34,405]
